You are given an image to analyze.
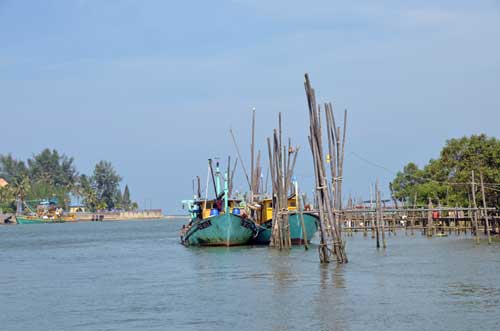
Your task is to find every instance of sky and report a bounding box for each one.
[1,0,499,213]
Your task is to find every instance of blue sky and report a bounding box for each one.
[1,0,499,213]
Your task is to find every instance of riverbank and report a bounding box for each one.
[0,210,191,224]
[75,209,164,221]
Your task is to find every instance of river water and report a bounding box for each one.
[1,219,499,331]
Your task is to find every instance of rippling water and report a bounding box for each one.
[1,220,499,331]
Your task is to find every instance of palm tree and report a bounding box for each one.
[12,175,31,201]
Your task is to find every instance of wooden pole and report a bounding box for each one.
[377,180,386,248]
[411,192,417,235]
[226,156,231,198]
[370,184,375,239]
[250,108,256,201]
[427,198,433,237]
[196,176,201,199]
[479,172,492,245]
[471,171,480,244]
[375,183,380,248]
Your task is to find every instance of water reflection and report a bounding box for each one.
[313,264,348,331]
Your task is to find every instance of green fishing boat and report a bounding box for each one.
[251,195,319,245]
[253,213,318,245]
[15,197,75,224]
[180,159,258,246]
[181,210,257,246]
[16,216,66,224]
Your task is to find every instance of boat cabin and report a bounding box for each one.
[200,199,245,219]
[256,195,298,224]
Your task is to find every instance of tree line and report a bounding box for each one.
[0,149,138,213]
[390,134,500,208]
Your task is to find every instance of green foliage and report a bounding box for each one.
[0,185,15,212]
[27,149,78,190]
[114,189,123,210]
[10,175,31,200]
[26,181,69,209]
[0,149,133,212]
[0,150,77,208]
[93,161,122,211]
[122,185,131,211]
[77,175,98,212]
[0,154,28,182]
[390,134,500,207]
[389,162,425,204]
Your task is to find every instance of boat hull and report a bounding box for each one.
[16,217,66,224]
[252,213,319,245]
[181,213,257,246]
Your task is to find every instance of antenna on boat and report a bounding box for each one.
[208,159,218,198]
[229,158,238,197]
[230,129,251,190]
[250,107,256,202]
[196,176,201,199]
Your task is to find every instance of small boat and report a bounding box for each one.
[16,216,67,224]
[180,159,258,246]
[251,195,319,245]
[15,197,75,224]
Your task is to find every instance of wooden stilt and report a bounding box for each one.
[479,172,492,245]
[471,171,480,244]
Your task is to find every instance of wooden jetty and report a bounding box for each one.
[319,206,500,240]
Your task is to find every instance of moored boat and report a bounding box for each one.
[15,197,76,224]
[180,159,258,246]
[251,195,319,245]
[181,206,257,246]
[15,216,67,224]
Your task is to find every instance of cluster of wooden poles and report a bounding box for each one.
[304,74,348,263]
[267,114,299,248]
[261,74,350,263]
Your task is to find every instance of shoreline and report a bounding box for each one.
[1,212,190,224]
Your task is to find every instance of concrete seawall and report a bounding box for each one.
[76,209,164,221]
